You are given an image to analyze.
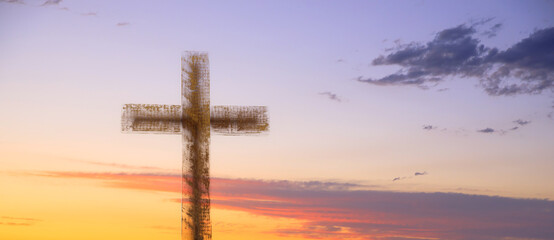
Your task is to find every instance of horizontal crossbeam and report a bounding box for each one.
[122,104,268,135]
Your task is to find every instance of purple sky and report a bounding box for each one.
[1,1,553,239]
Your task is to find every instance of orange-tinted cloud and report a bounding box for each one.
[34,171,554,240]
[0,216,42,227]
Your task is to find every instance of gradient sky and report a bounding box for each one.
[1,1,553,239]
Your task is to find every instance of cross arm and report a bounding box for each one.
[121,104,269,135]
[210,105,269,135]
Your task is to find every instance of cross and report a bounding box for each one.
[121,52,269,240]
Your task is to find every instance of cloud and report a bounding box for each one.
[61,157,173,172]
[393,171,428,181]
[477,127,495,133]
[116,22,130,26]
[476,119,531,134]
[422,125,436,130]
[318,91,342,102]
[79,159,169,171]
[514,119,530,126]
[0,0,25,4]
[0,216,41,226]
[426,118,531,135]
[358,23,554,96]
[81,12,97,16]
[482,23,503,38]
[34,171,554,240]
[41,0,61,6]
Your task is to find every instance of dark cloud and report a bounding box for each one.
[475,119,531,134]
[41,0,61,6]
[477,128,495,133]
[422,125,436,130]
[318,91,342,102]
[393,171,427,181]
[437,88,449,92]
[116,22,130,26]
[514,119,530,126]
[507,119,531,131]
[482,27,554,96]
[359,23,554,96]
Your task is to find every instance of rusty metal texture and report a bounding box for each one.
[121,51,269,240]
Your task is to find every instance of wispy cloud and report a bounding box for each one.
[393,171,428,181]
[0,0,25,4]
[41,0,61,6]
[514,119,530,126]
[57,157,174,173]
[477,119,532,134]
[76,159,170,171]
[482,23,503,38]
[428,118,531,135]
[116,22,130,27]
[477,127,495,133]
[0,216,42,226]
[81,12,97,16]
[318,91,342,102]
[358,21,554,96]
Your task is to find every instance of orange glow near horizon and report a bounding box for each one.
[3,170,552,240]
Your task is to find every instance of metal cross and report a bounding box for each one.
[121,52,269,240]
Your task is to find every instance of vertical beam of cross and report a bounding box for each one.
[181,53,211,240]
[121,52,269,240]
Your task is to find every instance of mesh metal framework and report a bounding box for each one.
[211,106,268,135]
[122,104,181,134]
[181,52,211,240]
[121,104,269,135]
[121,51,269,240]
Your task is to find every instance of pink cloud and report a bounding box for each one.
[35,171,554,240]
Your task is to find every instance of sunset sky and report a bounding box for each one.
[1,0,553,239]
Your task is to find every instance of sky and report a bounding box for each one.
[1,0,553,239]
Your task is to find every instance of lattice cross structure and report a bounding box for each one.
[121,52,269,240]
